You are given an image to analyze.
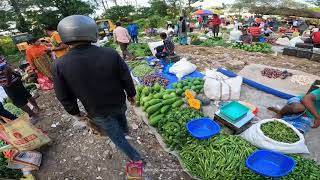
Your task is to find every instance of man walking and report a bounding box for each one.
[52,15,142,162]
[113,22,133,60]
[127,20,139,43]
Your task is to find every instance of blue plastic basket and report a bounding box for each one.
[186,118,221,140]
[246,150,296,178]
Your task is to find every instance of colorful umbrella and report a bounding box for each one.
[194,9,213,16]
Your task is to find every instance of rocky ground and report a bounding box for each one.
[34,91,190,180]
[175,45,320,75]
[33,45,320,180]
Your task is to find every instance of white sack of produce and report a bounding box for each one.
[204,69,242,100]
[229,29,242,41]
[275,37,290,46]
[148,41,164,56]
[240,119,309,154]
[289,36,304,47]
[169,58,197,79]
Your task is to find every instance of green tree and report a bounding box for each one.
[149,0,168,16]
[103,5,135,22]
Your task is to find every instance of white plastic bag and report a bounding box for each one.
[148,41,164,56]
[275,37,290,46]
[289,36,303,47]
[204,69,242,101]
[240,119,309,154]
[229,29,242,41]
[169,58,197,79]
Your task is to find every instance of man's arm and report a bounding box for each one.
[52,63,80,115]
[116,52,136,101]
[52,43,69,51]
[302,94,320,123]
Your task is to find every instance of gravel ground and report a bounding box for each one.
[34,91,190,180]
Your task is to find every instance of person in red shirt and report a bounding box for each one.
[198,16,203,29]
[248,23,261,40]
[209,14,222,37]
[311,31,320,44]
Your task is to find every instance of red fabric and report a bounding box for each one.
[248,27,261,37]
[209,17,221,26]
[37,73,53,90]
[312,32,320,44]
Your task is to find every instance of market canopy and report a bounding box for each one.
[194,9,214,16]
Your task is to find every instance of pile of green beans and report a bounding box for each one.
[131,64,155,78]
[261,121,300,143]
[180,135,257,180]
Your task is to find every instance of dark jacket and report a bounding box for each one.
[52,44,136,117]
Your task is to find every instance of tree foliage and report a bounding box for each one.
[103,5,135,22]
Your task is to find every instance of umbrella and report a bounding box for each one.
[194,9,213,16]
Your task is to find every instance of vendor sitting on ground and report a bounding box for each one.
[240,29,252,44]
[268,87,320,130]
[155,32,175,59]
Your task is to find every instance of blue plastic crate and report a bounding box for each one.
[186,118,221,140]
[246,150,296,178]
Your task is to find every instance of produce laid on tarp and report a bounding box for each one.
[131,64,155,78]
[230,42,272,53]
[126,60,148,70]
[4,103,24,117]
[261,68,292,79]
[180,135,257,180]
[128,43,153,57]
[171,77,204,94]
[142,74,169,87]
[0,153,23,179]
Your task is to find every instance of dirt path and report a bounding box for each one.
[34,91,190,180]
[175,45,320,75]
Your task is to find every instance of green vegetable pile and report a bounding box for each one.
[158,108,205,151]
[102,41,117,49]
[238,155,320,180]
[180,134,257,180]
[131,64,155,78]
[172,77,204,95]
[231,42,272,54]
[128,43,152,57]
[199,38,230,48]
[126,60,148,70]
[25,83,37,92]
[261,121,300,143]
[0,154,23,179]
[136,84,186,127]
[4,103,24,117]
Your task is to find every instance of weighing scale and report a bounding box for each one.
[214,111,254,135]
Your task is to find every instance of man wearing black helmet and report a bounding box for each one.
[52,15,142,162]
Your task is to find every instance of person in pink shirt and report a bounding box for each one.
[113,22,133,60]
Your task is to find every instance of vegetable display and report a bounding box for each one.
[238,155,320,180]
[158,108,205,151]
[261,68,292,79]
[171,77,204,95]
[25,83,37,92]
[128,43,152,57]
[4,103,24,117]
[0,154,23,179]
[231,43,272,53]
[261,121,300,143]
[131,64,155,78]
[126,60,148,70]
[142,74,169,87]
[180,134,257,180]
[200,38,230,48]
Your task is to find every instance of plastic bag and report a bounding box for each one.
[289,36,303,47]
[229,29,242,41]
[169,58,197,79]
[275,37,290,46]
[0,114,51,151]
[240,119,309,154]
[7,150,42,171]
[204,69,242,101]
[148,41,164,56]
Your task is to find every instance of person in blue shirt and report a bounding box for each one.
[127,20,139,43]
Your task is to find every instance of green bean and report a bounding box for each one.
[261,121,300,143]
